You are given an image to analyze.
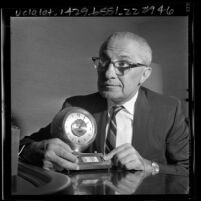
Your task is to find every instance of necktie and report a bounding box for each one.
[105,105,123,154]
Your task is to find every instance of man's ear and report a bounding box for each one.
[139,67,152,85]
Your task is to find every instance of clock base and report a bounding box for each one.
[73,152,112,170]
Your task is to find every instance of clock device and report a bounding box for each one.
[50,107,111,170]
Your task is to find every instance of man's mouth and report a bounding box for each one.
[104,84,117,86]
[101,83,120,88]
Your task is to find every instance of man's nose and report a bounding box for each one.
[105,63,116,78]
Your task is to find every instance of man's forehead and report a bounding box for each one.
[101,38,141,59]
[102,49,133,60]
[107,37,138,48]
[99,33,152,65]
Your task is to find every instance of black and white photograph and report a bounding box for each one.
[1,2,196,199]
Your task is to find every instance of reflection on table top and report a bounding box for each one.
[65,169,189,195]
[12,162,190,195]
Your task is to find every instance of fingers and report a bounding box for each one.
[43,138,77,162]
[54,145,78,163]
[43,158,66,172]
[43,160,54,171]
[118,151,144,170]
[44,138,73,153]
[104,143,145,171]
[51,152,79,170]
[104,143,131,160]
[42,138,79,171]
[124,159,143,170]
[43,150,79,170]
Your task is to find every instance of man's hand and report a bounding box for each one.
[104,143,152,172]
[21,138,79,171]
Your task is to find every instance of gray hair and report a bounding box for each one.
[99,32,152,66]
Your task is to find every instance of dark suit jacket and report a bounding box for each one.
[20,87,190,176]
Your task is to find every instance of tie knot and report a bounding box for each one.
[112,105,123,116]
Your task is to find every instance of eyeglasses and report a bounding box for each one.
[92,57,147,76]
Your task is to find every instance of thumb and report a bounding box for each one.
[103,143,129,160]
[103,148,117,160]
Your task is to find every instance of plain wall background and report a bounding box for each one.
[11,17,188,138]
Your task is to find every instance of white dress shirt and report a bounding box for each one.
[106,91,139,148]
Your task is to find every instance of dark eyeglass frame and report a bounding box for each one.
[91,57,147,76]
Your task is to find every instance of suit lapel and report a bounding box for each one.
[93,110,108,153]
[132,87,152,155]
[90,88,152,154]
[90,93,108,153]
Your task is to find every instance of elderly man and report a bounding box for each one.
[19,32,189,176]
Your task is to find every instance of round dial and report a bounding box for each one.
[50,107,97,152]
[64,112,95,145]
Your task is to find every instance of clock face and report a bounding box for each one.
[51,107,97,152]
[64,112,95,145]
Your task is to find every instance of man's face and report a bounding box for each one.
[98,37,149,104]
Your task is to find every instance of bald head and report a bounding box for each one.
[99,32,152,66]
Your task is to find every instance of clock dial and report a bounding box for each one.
[51,107,97,152]
[71,119,87,137]
[64,112,95,145]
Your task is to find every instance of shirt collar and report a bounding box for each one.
[107,90,139,115]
